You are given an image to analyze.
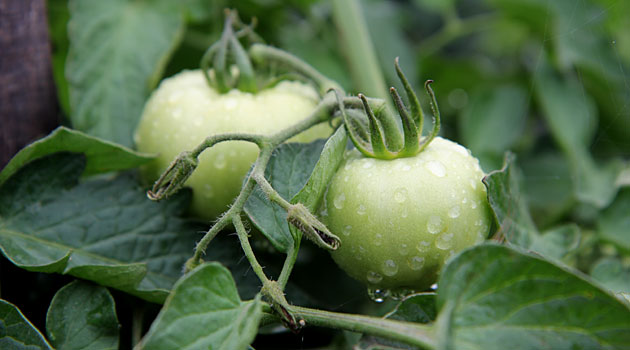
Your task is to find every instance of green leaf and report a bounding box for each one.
[0,153,200,303]
[483,153,537,248]
[460,84,528,171]
[66,0,185,147]
[598,189,630,252]
[534,61,620,208]
[357,293,437,350]
[520,152,574,227]
[140,263,263,350]
[0,299,52,350]
[530,224,581,262]
[484,154,582,263]
[437,243,630,350]
[292,127,348,211]
[591,257,630,294]
[46,281,119,350]
[0,127,153,186]
[244,140,327,252]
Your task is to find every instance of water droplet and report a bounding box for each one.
[214,153,226,169]
[402,164,412,171]
[399,244,409,256]
[382,259,399,276]
[366,272,383,284]
[425,160,446,177]
[401,209,408,218]
[427,215,444,234]
[448,205,461,218]
[462,197,468,204]
[471,200,478,209]
[436,232,454,250]
[342,225,352,236]
[469,178,477,189]
[394,188,408,203]
[362,159,374,169]
[333,193,346,209]
[357,204,367,215]
[374,233,383,246]
[430,283,438,290]
[417,240,431,252]
[344,163,352,171]
[367,288,389,303]
[409,256,425,271]
[343,175,349,182]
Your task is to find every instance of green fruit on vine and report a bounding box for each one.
[322,136,492,293]
[135,70,332,220]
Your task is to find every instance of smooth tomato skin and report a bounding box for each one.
[135,70,332,220]
[322,137,492,291]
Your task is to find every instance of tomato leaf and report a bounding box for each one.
[0,299,52,350]
[520,152,573,227]
[590,257,630,295]
[484,154,582,263]
[460,84,528,172]
[0,126,153,186]
[534,61,621,208]
[46,281,119,350]
[597,189,630,252]
[0,153,199,303]
[483,153,537,248]
[245,140,327,252]
[140,263,263,350]
[292,127,348,211]
[436,243,630,349]
[66,0,185,147]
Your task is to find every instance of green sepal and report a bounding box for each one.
[359,94,389,157]
[390,87,420,157]
[418,80,441,152]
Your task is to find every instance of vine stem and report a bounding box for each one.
[260,304,436,350]
[331,0,389,102]
[249,44,342,94]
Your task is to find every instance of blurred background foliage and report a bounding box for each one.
[38,0,630,347]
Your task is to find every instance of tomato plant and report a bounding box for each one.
[135,69,332,219]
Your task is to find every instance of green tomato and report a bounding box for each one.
[322,137,492,292]
[135,70,332,220]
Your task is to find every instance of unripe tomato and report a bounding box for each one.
[135,70,332,219]
[322,137,492,292]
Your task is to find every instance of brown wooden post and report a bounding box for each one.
[0,0,60,167]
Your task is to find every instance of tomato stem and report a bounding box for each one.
[260,304,437,349]
[249,44,342,95]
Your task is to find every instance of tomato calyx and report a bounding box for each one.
[200,10,341,97]
[338,58,442,160]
